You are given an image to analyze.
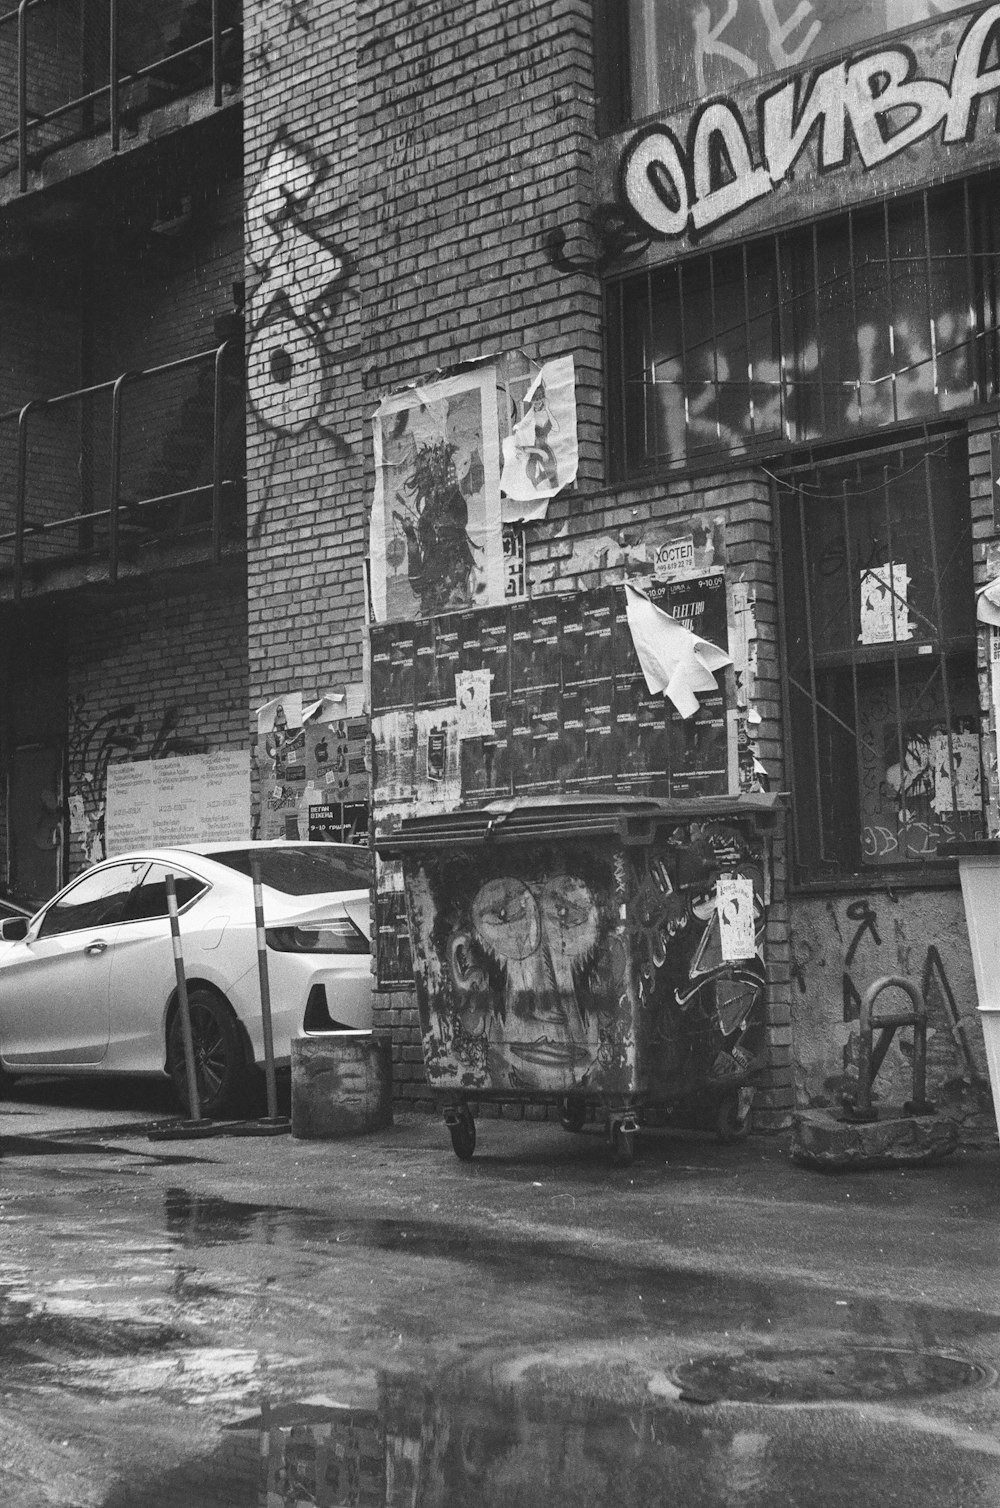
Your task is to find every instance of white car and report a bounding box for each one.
[0,841,373,1118]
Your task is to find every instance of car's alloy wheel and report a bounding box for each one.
[167,989,249,1120]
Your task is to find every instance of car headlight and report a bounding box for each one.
[265,917,369,954]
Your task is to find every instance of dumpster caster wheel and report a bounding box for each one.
[716,1089,752,1144]
[610,1124,635,1168]
[448,1110,476,1161]
[559,1097,587,1134]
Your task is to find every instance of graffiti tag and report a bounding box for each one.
[620,4,1000,244]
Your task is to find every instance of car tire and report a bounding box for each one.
[167,989,251,1121]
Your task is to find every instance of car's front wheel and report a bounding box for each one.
[167,989,250,1120]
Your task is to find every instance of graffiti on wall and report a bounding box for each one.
[607,3,1000,253]
[791,892,992,1116]
[68,700,208,866]
[403,819,767,1104]
[245,125,350,540]
[632,0,969,118]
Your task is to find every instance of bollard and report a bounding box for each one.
[165,871,212,1130]
[250,853,289,1130]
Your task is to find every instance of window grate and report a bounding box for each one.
[607,174,1000,478]
[775,431,983,884]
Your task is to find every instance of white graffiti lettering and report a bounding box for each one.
[621,2,1000,242]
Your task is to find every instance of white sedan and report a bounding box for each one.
[0,841,373,1118]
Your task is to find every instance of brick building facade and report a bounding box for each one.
[1,1,998,1134]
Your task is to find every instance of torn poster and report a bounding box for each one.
[257,693,306,839]
[415,707,462,805]
[372,711,416,804]
[976,576,1000,626]
[256,692,303,735]
[716,872,757,962]
[503,522,528,601]
[370,368,504,623]
[624,582,732,719]
[302,693,345,725]
[859,562,913,644]
[455,669,494,738]
[500,355,578,521]
[930,729,982,814]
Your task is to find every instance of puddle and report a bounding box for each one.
[672,1345,995,1404]
[97,1345,1000,1508]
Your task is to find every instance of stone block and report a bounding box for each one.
[791,1108,959,1171]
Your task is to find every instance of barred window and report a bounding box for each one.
[607,176,1000,477]
[776,431,984,885]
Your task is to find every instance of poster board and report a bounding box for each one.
[105,750,250,856]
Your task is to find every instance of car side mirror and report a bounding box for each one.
[0,917,29,941]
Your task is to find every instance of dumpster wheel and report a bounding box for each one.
[559,1096,588,1134]
[447,1108,477,1161]
[607,1112,639,1168]
[716,1087,753,1144]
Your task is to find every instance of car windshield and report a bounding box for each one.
[209,846,370,895]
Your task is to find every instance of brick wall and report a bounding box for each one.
[64,573,248,874]
[243,0,366,718]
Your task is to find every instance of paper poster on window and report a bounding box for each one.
[369,368,504,623]
[859,562,913,644]
[716,872,756,962]
[500,355,578,521]
[930,729,982,814]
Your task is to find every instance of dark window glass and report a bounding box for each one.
[778,433,983,884]
[210,845,370,895]
[38,861,148,937]
[121,864,208,922]
[607,178,999,477]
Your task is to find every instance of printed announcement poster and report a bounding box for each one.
[369,368,505,623]
[105,750,250,855]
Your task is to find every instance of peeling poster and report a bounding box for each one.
[859,562,913,645]
[930,729,982,814]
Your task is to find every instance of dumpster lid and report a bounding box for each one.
[937,840,1000,858]
[374,792,784,854]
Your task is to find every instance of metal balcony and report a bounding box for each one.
[0,338,247,598]
[0,0,242,192]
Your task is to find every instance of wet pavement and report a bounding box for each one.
[1,1079,999,1506]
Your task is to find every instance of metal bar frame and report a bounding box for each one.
[2,0,240,185]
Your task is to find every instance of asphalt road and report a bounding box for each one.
[2,1079,999,1507]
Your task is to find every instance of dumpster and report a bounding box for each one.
[376,793,782,1164]
[939,839,1000,1139]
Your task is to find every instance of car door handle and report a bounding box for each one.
[84,940,108,956]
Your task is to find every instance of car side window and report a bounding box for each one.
[37,862,148,939]
[122,864,207,922]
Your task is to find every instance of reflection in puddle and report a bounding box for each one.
[229,1389,727,1508]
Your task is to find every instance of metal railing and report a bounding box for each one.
[0,339,246,597]
[0,0,242,192]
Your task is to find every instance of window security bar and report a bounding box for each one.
[774,430,982,883]
[607,175,1000,479]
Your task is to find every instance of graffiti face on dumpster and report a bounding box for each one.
[407,852,619,1093]
[451,874,603,1087]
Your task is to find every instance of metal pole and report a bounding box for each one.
[165,871,207,1123]
[251,854,279,1121]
